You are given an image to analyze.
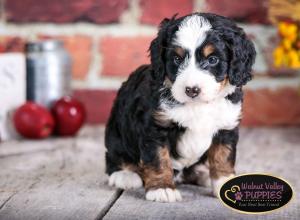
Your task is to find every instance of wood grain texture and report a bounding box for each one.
[0,126,119,220]
[1,127,300,219]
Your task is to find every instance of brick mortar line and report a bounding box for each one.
[71,36,127,90]
[0,22,274,37]
[87,37,103,85]
[0,23,157,37]
[193,0,207,12]
[72,78,123,90]
[120,0,141,25]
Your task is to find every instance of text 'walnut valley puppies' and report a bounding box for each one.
[105,13,256,202]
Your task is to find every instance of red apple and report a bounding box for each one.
[13,102,54,139]
[51,96,86,136]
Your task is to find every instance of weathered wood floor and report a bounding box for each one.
[0,126,299,220]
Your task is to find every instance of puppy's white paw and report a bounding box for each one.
[146,188,182,202]
[211,174,235,197]
[109,170,143,189]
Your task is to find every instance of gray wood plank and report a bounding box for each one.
[104,128,300,220]
[0,126,118,220]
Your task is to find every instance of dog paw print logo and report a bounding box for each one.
[234,191,243,201]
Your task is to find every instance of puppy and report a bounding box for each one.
[105,13,256,202]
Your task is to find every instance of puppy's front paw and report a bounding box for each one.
[146,188,182,202]
[109,170,143,189]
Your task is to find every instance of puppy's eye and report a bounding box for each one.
[173,55,183,65]
[207,56,219,66]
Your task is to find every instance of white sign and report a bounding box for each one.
[0,53,26,141]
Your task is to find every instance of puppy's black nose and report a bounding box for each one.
[185,86,201,98]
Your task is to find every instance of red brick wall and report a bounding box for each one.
[1,0,300,126]
[5,0,129,23]
[100,36,153,77]
[1,0,270,79]
[5,0,269,24]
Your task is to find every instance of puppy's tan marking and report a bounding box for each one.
[140,147,175,190]
[174,46,185,58]
[153,107,173,127]
[203,44,215,57]
[208,144,235,179]
[163,76,173,88]
[219,77,229,91]
[121,163,140,173]
[152,77,173,127]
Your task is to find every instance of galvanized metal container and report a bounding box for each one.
[26,40,71,108]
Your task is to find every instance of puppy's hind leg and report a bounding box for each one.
[180,160,211,187]
[175,151,210,187]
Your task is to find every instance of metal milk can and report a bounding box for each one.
[26,40,71,108]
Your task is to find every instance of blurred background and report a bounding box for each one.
[0,2,299,218]
[0,0,300,141]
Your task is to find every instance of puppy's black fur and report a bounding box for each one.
[105,13,256,194]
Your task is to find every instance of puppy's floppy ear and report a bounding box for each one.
[221,25,256,87]
[149,16,175,81]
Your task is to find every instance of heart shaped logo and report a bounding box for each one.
[224,185,240,204]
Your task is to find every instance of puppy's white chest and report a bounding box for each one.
[172,129,212,170]
[162,99,241,170]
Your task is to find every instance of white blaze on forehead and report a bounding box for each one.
[170,15,229,104]
[174,15,212,50]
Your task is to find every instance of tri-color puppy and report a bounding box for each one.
[105,13,256,202]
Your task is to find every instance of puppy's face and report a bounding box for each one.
[166,16,229,103]
[150,14,256,104]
